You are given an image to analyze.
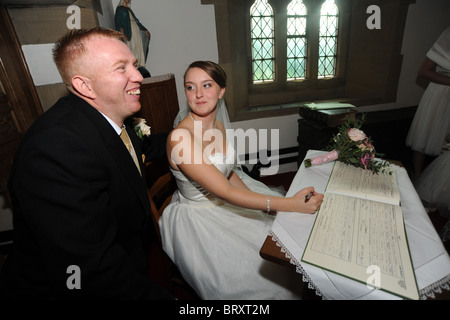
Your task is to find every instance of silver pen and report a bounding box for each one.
[305,191,314,203]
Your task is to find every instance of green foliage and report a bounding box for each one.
[325,114,392,175]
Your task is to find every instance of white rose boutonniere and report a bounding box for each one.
[133,117,151,139]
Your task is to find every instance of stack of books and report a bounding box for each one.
[299,102,357,127]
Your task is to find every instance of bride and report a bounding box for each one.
[159,61,323,299]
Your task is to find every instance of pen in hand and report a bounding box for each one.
[305,191,314,203]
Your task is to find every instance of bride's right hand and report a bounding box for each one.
[291,187,324,214]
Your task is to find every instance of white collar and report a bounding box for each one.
[99,112,122,135]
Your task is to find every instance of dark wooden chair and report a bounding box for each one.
[148,170,175,245]
[146,162,200,299]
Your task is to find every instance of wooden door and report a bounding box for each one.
[0,5,43,198]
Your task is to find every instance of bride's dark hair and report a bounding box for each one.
[184,61,227,89]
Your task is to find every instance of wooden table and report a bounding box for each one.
[260,236,294,270]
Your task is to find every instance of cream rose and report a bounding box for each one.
[347,128,366,142]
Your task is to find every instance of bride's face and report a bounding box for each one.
[184,67,225,118]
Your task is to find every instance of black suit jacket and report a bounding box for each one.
[0,93,172,299]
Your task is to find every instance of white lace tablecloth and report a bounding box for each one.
[270,150,450,300]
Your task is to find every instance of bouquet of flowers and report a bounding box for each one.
[133,117,151,139]
[304,114,391,174]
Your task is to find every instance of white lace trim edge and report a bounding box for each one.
[419,273,450,300]
[267,231,450,300]
[268,230,326,299]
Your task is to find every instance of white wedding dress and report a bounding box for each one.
[159,148,303,300]
[415,148,450,218]
[406,27,450,156]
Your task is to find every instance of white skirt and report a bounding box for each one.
[414,150,450,217]
[159,170,303,300]
[406,82,450,156]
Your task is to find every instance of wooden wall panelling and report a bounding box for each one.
[0,6,43,194]
[7,4,98,45]
[134,74,180,185]
[135,74,180,135]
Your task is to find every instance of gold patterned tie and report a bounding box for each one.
[120,127,141,175]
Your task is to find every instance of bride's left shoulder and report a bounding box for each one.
[215,120,225,130]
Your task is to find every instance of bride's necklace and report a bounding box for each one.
[189,112,215,130]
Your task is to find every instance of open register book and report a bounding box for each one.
[302,161,419,300]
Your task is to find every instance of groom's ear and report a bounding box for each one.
[71,75,96,100]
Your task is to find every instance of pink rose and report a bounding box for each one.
[361,153,375,169]
[347,128,366,142]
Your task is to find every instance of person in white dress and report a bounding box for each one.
[406,27,450,180]
[415,133,450,218]
[159,61,324,299]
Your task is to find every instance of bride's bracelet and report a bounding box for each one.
[265,194,278,215]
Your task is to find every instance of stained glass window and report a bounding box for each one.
[250,0,275,83]
[318,0,339,78]
[287,0,307,80]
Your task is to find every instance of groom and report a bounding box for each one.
[0,28,171,299]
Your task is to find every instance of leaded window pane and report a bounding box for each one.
[318,0,338,78]
[286,0,307,80]
[250,0,275,83]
